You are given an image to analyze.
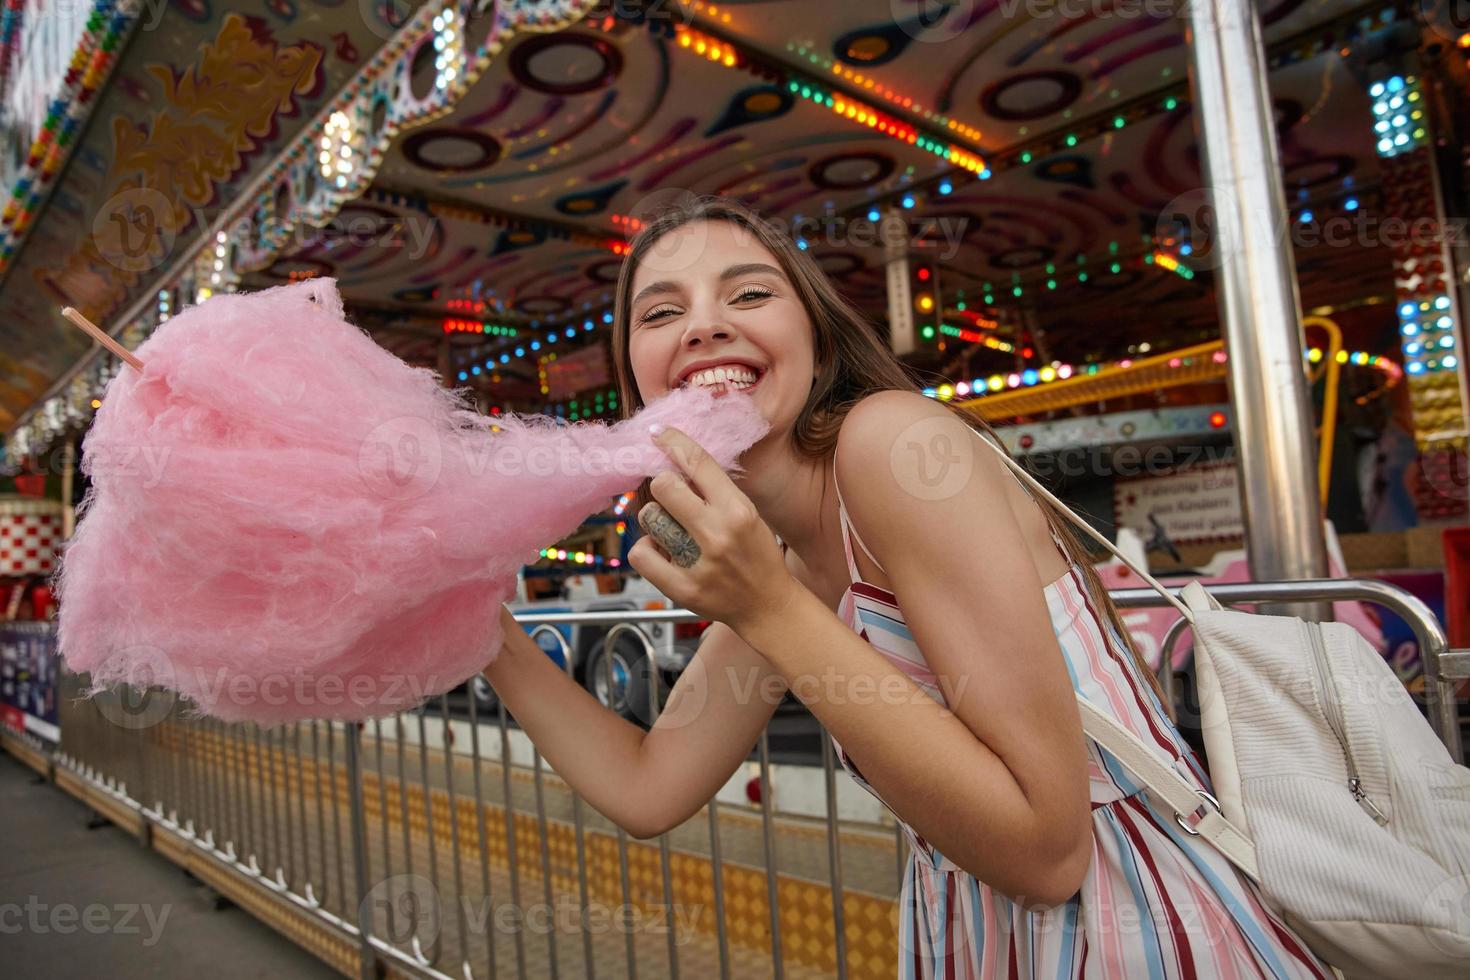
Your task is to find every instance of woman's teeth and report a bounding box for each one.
[682,365,761,391]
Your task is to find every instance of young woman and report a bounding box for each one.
[482,197,1336,978]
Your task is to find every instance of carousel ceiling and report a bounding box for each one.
[0,0,1441,431]
[0,0,434,429]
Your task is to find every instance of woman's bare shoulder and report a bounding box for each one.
[833,389,973,489]
[835,390,1068,590]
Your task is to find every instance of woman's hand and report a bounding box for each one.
[628,426,796,634]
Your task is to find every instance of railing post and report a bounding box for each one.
[344,721,378,980]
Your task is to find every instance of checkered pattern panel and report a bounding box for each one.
[0,511,61,574]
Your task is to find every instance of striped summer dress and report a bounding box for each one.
[826,442,1338,980]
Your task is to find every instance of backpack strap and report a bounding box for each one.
[1075,697,1260,883]
[963,425,1261,874]
[967,427,1197,623]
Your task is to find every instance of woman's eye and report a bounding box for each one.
[640,306,679,324]
[734,287,773,303]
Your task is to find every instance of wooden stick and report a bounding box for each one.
[60,306,145,371]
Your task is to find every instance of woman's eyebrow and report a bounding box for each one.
[631,262,784,309]
[718,262,783,283]
[631,279,679,309]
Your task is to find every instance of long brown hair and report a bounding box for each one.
[609,196,1172,715]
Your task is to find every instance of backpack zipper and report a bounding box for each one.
[1305,622,1389,826]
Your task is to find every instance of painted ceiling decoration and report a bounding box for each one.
[0,0,1455,456]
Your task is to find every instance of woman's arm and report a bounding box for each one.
[733,392,1092,909]
[482,604,787,839]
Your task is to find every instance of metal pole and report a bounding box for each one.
[495,700,527,978]
[605,637,639,980]
[757,732,783,980]
[313,721,332,907]
[821,734,848,980]
[345,722,378,980]
[369,719,401,955]
[1158,616,1192,714]
[414,712,444,967]
[705,793,731,980]
[1183,0,1328,604]
[436,697,470,979]
[535,625,594,980]
[329,724,350,920]
[293,723,311,891]
[463,691,500,980]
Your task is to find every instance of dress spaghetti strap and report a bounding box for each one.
[831,440,887,579]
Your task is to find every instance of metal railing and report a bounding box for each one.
[1114,577,1467,764]
[18,576,1467,980]
[46,613,895,980]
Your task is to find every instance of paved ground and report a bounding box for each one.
[0,751,339,980]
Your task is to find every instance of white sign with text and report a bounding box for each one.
[1114,463,1243,544]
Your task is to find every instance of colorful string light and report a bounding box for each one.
[1369,74,1425,158]
[1396,295,1457,376]
[777,75,986,174]
[431,6,464,91]
[443,318,518,336]
[537,547,619,567]
[547,387,618,421]
[924,363,1077,401]
[670,23,987,176]
[0,0,137,270]
[320,110,358,190]
[924,342,1403,407]
[455,308,611,378]
[1149,250,1196,280]
[782,41,980,141]
[931,323,1014,352]
[1306,345,1404,380]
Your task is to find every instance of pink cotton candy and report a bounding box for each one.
[55,277,770,725]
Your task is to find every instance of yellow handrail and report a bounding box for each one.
[1302,315,1343,511]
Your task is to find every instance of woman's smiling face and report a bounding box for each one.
[627,219,817,433]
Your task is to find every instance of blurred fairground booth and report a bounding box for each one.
[0,1,1469,978]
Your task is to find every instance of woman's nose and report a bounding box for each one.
[681,313,735,348]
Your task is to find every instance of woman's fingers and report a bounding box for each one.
[626,535,679,599]
[637,502,701,567]
[654,427,741,511]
